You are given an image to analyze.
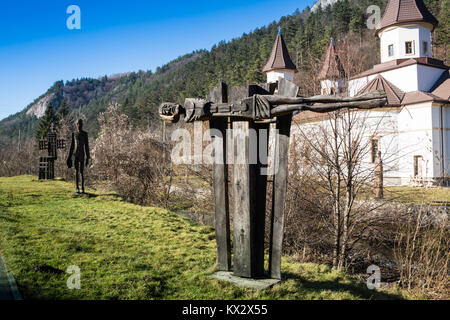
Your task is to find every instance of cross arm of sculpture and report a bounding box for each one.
[159,91,387,123]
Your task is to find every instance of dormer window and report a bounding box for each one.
[405,41,414,55]
[388,44,394,57]
[423,41,429,56]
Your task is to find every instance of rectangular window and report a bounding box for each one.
[388,44,394,57]
[405,41,414,55]
[371,139,379,163]
[423,41,429,56]
[414,156,423,177]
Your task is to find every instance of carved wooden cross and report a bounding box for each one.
[160,79,386,280]
[38,123,66,180]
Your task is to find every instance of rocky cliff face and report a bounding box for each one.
[25,93,56,118]
[312,0,340,12]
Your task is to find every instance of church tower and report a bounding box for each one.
[349,0,445,95]
[376,0,438,63]
[318,38,347,96]
[263,28,297,84]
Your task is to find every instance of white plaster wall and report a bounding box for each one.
[397,104,436,184]
[379,25,432,63]
[290,103,448,186]
[416,65,446,92]
[290,110,403,186]
[431,105,450,179]
[378,65,419,92]
[349,77,370,97]
[266,70,294,83]
[349,65,446,96]
[445,106,450,177]
[320,79,345,95]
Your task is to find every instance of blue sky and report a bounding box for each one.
[0,0,315,120]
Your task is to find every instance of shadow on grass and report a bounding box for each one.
[0,214,18,223]
[70,192,99,199]
[283,272,404,300]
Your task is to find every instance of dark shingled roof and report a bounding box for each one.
[318,42,346,80]
[376,0,438,34]
[357,75,405,106]
[262,33,297,73]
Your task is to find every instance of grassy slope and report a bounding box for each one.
[0,176,408,300]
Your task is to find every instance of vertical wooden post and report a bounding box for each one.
[253,121,270,277]
[229,85,254,278]
[269,79,298,279]
[208,83,231,271]
[228,85,270,278]
[231,119,255,277]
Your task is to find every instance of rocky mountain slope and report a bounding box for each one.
[0,0,446,148]
[312,0,340,12]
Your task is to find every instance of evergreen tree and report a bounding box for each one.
[36,103,58,139]
[58,100,69,121]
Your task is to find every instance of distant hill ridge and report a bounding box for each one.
[0,0,445,147]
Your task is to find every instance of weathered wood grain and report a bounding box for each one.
[269,78,298,279]
[208,83,231,271]
[229,84,270,278]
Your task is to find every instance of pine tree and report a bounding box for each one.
[36,102,58,139]
[58,100,69,121]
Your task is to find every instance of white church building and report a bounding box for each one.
[263,0,449,186]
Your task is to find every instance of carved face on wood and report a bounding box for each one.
[159,103,184,123]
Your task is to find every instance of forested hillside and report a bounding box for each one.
[0,0,447,146]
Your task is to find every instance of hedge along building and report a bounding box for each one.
[281,0,449,186]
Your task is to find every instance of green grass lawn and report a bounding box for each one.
[383,186,449,205]
[358,185,449,205]
[0,176,409,300]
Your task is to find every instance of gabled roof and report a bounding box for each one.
[376,0,438,34]
[318,41,346,80]
[262,33,297,73]
[357,75,404,105]
[430,70,450,100]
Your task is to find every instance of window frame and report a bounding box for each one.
[423,41,429,56]
[405,41,414,55]
[388,44,394,57]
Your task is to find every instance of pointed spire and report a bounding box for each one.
[318,39,346,81]
[262,31,297,74]
[357,75,405,106]
[376,0,438,34]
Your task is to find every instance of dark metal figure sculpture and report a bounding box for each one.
[159,79,387,281]
[38,123,66,180]
[67,119,90,194]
